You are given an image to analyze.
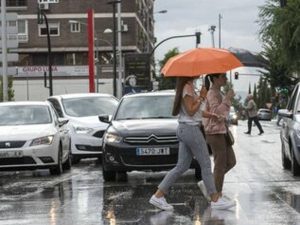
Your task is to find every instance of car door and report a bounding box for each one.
[282,85,299,158]
[50,105,70,158]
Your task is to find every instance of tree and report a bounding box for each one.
[0,76,15,101]
[258,0,300,75]
[156,48,180,90]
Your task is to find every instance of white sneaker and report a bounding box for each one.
[211,197,236,210]
[197,181,211,201]
[149,195,174,211]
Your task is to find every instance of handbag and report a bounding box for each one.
[225,126,235,146]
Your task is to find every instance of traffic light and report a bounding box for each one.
[195,32,201,46]
[234,72,239,79]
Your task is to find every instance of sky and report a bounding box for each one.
[153,0,268,98]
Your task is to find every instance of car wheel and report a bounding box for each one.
[63,150,72,170]
[50,145,63,175]
[291,145,300,176]
[102,157,116,181]
[117,171,128,182]
[281,143,291,169]
[194,163,202,181]
[71,155,81,164]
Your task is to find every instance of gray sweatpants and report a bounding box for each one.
[158,123,216,195]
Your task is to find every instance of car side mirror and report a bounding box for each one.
[58,118,69,127]
[278,109,293,119]
[98,114,111,123]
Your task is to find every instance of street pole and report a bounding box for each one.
[218,13,222,48]
[1,0,8,101]
[208,25,216,48]
[108,0,121,97]
[38,8,53,96]
[117,2,122,98]
[87,9,95,93]
[43,13,53,96]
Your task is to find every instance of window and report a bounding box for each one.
[6,0,27,7]
[18,20,28,42]
[39,23,60,36]
[70,22,80,33]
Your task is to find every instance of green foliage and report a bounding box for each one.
[258,0,300,75]
[0,76,15,101]
[156,48,180,90]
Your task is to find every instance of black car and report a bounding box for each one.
[99,91,201,181]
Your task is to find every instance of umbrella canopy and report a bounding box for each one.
[161,48,243,77]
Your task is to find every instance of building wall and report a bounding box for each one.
[13,78,113,101]
[6,0,155,99]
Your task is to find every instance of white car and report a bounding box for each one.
[47,93,118,163]
[0,101,71,175]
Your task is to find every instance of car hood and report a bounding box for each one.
[0,124,56,141]
[111,119,178,136]
[68,116,109,129]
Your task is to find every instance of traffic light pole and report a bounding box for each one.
[149,32,201,57]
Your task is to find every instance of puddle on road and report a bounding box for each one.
[277,191,300,213]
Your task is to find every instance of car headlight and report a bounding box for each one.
[104,132,122,143]
[30,135,54,146]
[74,126,93,134]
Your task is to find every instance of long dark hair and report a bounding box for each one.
[172,77,194,116]
[204,73,226,90]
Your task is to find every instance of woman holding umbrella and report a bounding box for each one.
[149,76,236,211]
[200,73,236,200]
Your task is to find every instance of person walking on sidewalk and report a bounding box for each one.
[201,73,236,199]
[149,76,235,211]
[244,94,264,135]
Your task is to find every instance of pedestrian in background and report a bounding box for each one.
[201,73,236,199]
[149,76,235,211]
[244,94,264,135]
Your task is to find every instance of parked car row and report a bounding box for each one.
[0,93,118,175]
[0,91,203,181]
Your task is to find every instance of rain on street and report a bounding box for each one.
[1,120,300,225]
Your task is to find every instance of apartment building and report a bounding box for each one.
[4,0,155,100]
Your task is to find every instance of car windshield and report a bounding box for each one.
[0,105,51,126]
[62,96,118,117]
[115,95,176,120]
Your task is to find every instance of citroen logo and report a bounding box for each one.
[5,142,11,147]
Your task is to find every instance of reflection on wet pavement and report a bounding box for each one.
[1,121,300,224]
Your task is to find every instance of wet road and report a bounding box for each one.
[1,120,300,225]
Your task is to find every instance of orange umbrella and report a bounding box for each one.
[161,48,243,77]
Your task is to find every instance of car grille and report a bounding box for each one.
[93,130,105,138]
[124,135,178,146]
[0,141,26,149]
[0,156,35,165]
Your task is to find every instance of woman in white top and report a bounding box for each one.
[149,76,236,211]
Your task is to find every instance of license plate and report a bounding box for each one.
[0,151,23,158]
[136,147,170,156]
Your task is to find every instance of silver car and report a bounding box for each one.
[48,93,118,163]
[0,101,71,175]
[279,82,300,176]
[257,108,272,121]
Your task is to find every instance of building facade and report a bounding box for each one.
[4,0,155,100]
